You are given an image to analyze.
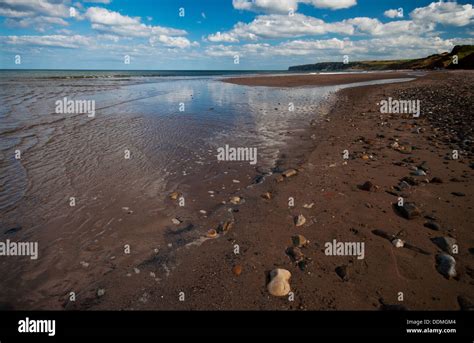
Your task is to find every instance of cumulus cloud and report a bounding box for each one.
[232,0,356,13]
[0,34,94,49]
[206,13,354,42]
[85,7,187,38]
[384,8,403,18]
[0,0,69,18]
[206,13,437,43]
[410,1,474,26]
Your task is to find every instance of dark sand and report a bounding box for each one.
[223,71,416,87]
[13,70,473,311]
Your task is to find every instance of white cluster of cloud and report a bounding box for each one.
[0,0,196,48]
[232,0,357,13]
[384,8,404,19]
[411,0,474,26]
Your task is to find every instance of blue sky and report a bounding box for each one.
[0,0,473,70]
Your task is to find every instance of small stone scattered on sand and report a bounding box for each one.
[432,237,457,254]
[97,288,105,298]
[392,238,405,248]
[171,218,181,225]
[335,265,348,281]
[206,229,217,238]
[451,192,466,197]
[267,268,291,297]
[229,196,241,205]
[295,214,306,227]
[303,203,314,209]
[359,181,375,192]
[261,192,272,199]
[286,246,304,263]
[169,192,180,200]
[232,265,242,276]
[430,177,443,184]
[282,169,297,178]
[291,234,309,247]
[424,221,441,231]
[396,202,421,219]
[436,253,457,279]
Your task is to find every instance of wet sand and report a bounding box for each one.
[82,70,473,310]
[223,71,416,87]
[2,71,473,310]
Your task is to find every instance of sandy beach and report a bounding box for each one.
[70,70,472,311]
[1,70,472,311]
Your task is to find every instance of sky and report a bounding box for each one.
[0,0,473,70]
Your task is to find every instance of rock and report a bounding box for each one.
[411,169,427,176]
[261,192,272,200]
[286,247,304,263]
[97,288,105,298]
[291,234,309,247]
[80,261,89,268]
[392,238,405,248]
[361,154,370,161]
[282,169,297,178]
[424,221,441,231]
[335,265,348,281]
[359,181,375,191]
[432,237,457,254]
[218,221,234,233]
[396,202,421,219]
[232,265,242,276]
[400,176,419,186]
[451,192,466,197]
[229,196,241,204]
[171,218,181,225]
[3,226,22,235]
[169,191,180,200]
[267,268,291,297]
[457,295,474,311]
[417,161,429,172]
[303,203,314,209]
[436,253,457,279]
[430,177,443,184]
[295,214,306,227]
[206,229,217,238]
[275,175,284,183]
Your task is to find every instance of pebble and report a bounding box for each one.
[436,253,457,279]
[359,181,375,191]
[430,177,443,184]
[282,169,297,178]
[80,261,89,268]
[424,221,441,231]
[335,265,348,281]
[303,203,314,208]
[261,192,272,199]
[287,246,304,263]
[457,295,474,311]
[267,268,291,297]
[396,202,421,219]
[291,234,309,247]
[171,218,181,225]
[232,265,242,276]
[229,196,241,205]
[412,169,427,176]
[432,237,457,254]
[206,229,217,238]
[392,238,405,248]
[218,221,233,233]
[451,192,466,197]
[169,192,180,200]
[97,288,106,298]
[295,214,306,227]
